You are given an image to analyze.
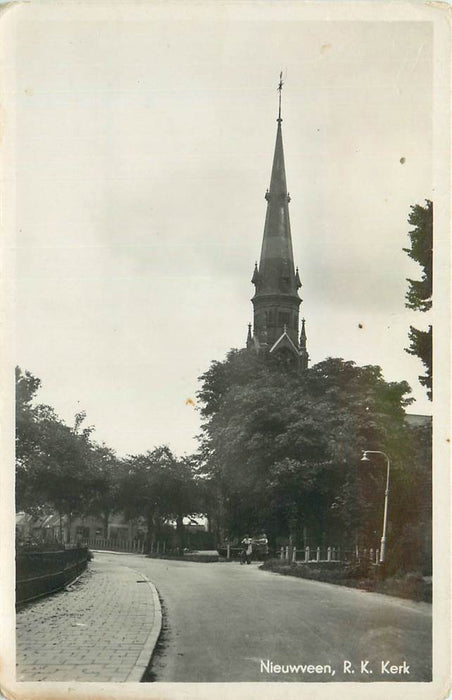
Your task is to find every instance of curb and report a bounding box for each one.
[125,570,163,682]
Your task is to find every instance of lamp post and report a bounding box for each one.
[361,450,391,564]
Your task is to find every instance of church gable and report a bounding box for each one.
[269,330,299,357]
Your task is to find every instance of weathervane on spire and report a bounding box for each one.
[277,71,284,122]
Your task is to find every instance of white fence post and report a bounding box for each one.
[305,546,310,563]
[226,544,231,560]
[292,547,297,563]
[316,547,320,562]
[327,546,331,561]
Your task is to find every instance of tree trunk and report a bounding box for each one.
[176,514,184,555]
[146,508,154,554]
[66,512,72,544]
[102,511,109,539]
[152,511,160,550]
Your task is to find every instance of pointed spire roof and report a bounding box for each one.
[300,318,307,347]
[246,323,253,349]
[251,262,260,285]
[295,266,302,289]
[299,318,309,370]
[256,78,298,297]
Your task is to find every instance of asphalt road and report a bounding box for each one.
[97,552,431,683]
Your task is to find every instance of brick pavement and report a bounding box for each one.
[16,554,161,682]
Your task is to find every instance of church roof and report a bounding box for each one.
[256,111,299,298]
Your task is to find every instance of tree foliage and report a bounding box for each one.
[406,324,432,401]
[119,446,198,552]
[403,200,432,400]
[403,200,432,312]
[16,367,201,547]
[85,444,124,537]
[15,366,121,534]
[197,350,429,564]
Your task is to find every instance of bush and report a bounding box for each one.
[259,559,431,602]
[377,571,430,602]
[342,558,373,579]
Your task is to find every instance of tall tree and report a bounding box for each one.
[403,200,432,400]
[85,444,124,538]
[197,350,418,553]
[119,446,197,553]
[15,366,118,541]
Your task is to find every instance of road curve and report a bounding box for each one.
[98,552,431,683]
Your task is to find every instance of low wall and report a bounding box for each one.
[16,546,90,606]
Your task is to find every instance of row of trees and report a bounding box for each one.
[16,348,431,571]
[16,367,201,551]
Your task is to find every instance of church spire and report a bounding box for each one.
[251,75,301,352]
[248,76,309,369]
[256,75,297,301]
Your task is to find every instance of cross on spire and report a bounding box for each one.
[277,71,284,122]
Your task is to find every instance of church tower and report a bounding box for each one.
[247,75,309,370]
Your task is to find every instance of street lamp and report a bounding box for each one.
[361,450,391,564]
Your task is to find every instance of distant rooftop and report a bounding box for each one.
[405,413,432,427]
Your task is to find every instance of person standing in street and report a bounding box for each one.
[241,535,253,564]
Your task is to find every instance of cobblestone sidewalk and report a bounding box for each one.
[16,555,160,682]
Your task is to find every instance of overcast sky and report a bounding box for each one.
[7,3,434,458]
